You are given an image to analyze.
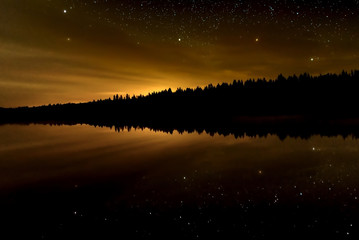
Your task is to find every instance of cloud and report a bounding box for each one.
[0,1,358,107]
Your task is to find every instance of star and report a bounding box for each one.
[63,10,67,14]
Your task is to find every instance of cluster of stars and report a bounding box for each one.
[60,0,359,46]
[96,145,359,238]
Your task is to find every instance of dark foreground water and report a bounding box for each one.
[0,124,359,239]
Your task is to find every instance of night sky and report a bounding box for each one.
[1,0,359,107]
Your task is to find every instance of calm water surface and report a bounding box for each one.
[1,124,359,239]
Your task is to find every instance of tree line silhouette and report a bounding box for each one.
[13,119,359,140]
[1,70,359,127]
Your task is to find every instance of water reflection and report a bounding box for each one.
[0,124,359,239]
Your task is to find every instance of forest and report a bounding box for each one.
[1,70,359,126]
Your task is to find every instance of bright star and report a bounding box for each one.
[63,9,67,13]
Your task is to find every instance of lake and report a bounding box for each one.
[0,124,359,239]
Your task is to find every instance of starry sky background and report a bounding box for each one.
[1,0,359,107]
